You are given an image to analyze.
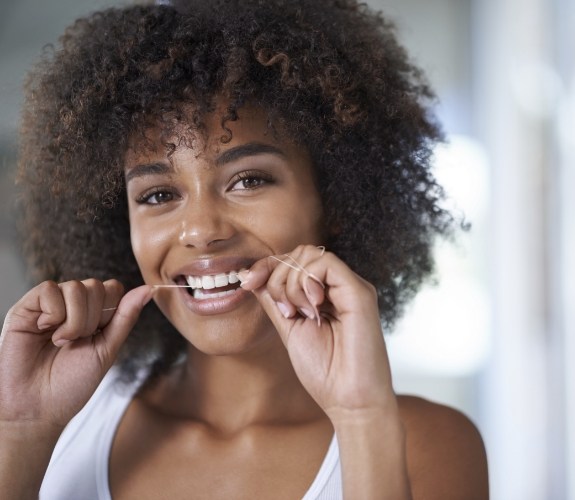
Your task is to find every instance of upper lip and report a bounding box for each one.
[171,256,258,282]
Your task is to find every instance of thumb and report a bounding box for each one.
[251,286,294,347]
[94,285,153,368]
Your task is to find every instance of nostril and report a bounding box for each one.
[177,210,237,249]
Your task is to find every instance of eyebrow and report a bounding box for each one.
[125,142,286,183]
[125,162,173,183]
[214,142,286,167]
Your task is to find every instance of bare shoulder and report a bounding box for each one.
[397,395,489,500]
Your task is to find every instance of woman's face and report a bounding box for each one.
[125,107,325,355]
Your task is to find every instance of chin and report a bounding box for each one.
[175,309,280,358]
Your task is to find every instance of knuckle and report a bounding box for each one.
[3,305,19,326]
[35,280,65,308]
[361,280,378,302]
[300,243,319,254]
[290,244,308,257]
[265,279,284,299]
[62,279,86,295]
[83,278,104,290]
[88,280,107,302]
[104,279,124,295]
[322,250,335,262]
[37,280,60,294]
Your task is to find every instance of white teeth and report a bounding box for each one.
[185,270,245,290]
[214,273,228,287]
[228,273,239,284]
[201,275,216,289]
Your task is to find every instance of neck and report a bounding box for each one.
[142,337,325,435]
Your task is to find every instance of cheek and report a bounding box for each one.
[129,215,175,276]
[287,185,325,236]
[252,192,325,251]
[305,193,325,236]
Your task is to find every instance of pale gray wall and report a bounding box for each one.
[0,0,132,318]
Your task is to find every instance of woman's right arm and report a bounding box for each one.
[0,279,152,500]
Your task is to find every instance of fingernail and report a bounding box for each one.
[275,301,292,319]
[303,275,325,307]
[308,273,325,289]
[237,270,251,286]
[53,338,71,348]
[299,307,316,320]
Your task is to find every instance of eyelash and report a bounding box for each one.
[135,187,179,205]
[134,170,274,205]
[230,170,274,191]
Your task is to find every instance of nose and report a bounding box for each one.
[178,197,236,250]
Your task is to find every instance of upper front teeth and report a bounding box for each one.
[186,271,241,290]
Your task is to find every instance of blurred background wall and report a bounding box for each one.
[0,0,573,498]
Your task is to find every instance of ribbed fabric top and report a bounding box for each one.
[40,369,342,499]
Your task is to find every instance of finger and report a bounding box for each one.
[238,246,315,290]
[303,274,326,308]
[3,281,66,335]
[282,255,320,321]
[269,246,327,319]
[302,252,379,317]
[80,279,107,336]
[238,255,297,318]
[93,285,153,368]
[261,255,300,318]
[239,246,317,289]
[34,281,67,332]
[50,280,93,343]
[242,254,308,319]
[52,279,125,343]
[98,279,125,328]
[250,284,299,346]
[242,246,326,320]
[238,256,276,291]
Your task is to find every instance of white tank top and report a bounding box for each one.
[39,368,342,499]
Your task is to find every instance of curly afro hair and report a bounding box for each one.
[18,0,455,381]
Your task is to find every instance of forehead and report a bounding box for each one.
[124,104,283,164]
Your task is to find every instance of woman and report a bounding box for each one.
[0,1,488,498]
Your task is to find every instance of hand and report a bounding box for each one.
[0,279,152,430]
[240,245,396,421]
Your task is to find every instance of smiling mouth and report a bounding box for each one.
[177,269,246,300]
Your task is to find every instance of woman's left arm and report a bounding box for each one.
[241,244,409,499]
[241,244,488,500]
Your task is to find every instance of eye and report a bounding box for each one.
[136,187,179,205]
[230,170,274,191]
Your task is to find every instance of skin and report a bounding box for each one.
[0,106,488,500]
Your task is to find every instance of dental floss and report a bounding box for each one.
[100,252,326,318]
[269,253,326,290]
[268,247,327,327]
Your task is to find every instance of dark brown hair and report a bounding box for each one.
[18,0,454,380]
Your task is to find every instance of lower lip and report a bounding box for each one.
[178,286,252,315]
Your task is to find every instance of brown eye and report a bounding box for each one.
[148,192,174,204]
[240,177,265,189]
[230,170,274,191]
[136,188,178,205]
